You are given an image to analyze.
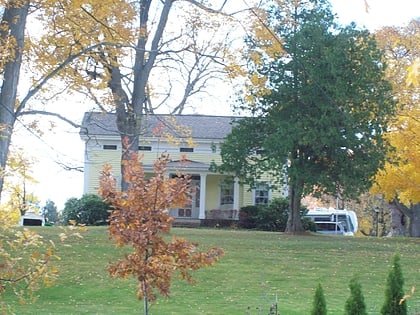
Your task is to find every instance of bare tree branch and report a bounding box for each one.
[55,160,84,172]
[18,110,82,129]
[181,0,232,16]
[17,42,134,116]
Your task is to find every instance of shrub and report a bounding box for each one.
[302,217,317,232]
[238,205,259,229]
[239,197,309,232]
[239,203,286,231]
[256,197,289,231]
[311,283,327,315]
[345,277,367,315]
[62,194,110,225]
[381,254,407,315]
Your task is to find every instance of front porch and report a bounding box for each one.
[167,160,241,221]
[172,218,202,228]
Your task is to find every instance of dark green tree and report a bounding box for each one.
[62,194,109,225]
[219,0,395,233]
[311,283,327,315]
[381,254,407,315]
[41,199,58,224]
[345,277,367,315]
[61,197,80,224]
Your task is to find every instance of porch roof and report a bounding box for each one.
[168,160,210,171]
[144,160,212,173]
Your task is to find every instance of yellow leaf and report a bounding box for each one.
[406,59,420,87]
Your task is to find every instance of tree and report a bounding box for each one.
[381,254,407,315]
[0,131,59,310]
[42,199,58,224]
[0,204,86,313]
[0,223,58,313]
[345,278,367,315]
[0,0,239,203]
[32,0,239,193]
[372,19,420,236]
[219,0,395,233]
[61,197,80,224]
[99,153,224,314]
[0,1,30,198]
[311,283,327,315]
[3,148,39,216]
[0,0,88,202]
[61,194,109,225]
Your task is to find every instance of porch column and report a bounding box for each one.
[233,176,240,219]
[199,174,207,219]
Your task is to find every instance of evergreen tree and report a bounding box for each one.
[42,199,58,224]
[311,283,327,315]
[61,197,80,224]
[381,254,407,315]
[219,0,395,233]
[62,194,109,225]
[345,278,367,315]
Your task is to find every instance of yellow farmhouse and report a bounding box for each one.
[80,112,288,225]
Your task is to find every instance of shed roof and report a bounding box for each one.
[80,112,238,140]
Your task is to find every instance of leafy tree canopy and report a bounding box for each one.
[219,0,395,233]
[372,19,420,206]
[62,194,109,225]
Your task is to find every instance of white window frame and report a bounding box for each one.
[252,181,271,205]
[219,180,234,206]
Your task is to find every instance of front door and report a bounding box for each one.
[176,177,200,218]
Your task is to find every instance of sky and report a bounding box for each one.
[10,0,420,211]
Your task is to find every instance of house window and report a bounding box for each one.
[178,208,192,217]
[103,144,117,150]
[138,145,152,151]
[220,181,234,205]
[180,147,194,152]
[254,182,270,205]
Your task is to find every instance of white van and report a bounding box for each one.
[314,221,354,236]
[305,208,358,236]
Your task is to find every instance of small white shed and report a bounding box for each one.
[20,212,45,226]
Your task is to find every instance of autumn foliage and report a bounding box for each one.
[373,20,420,206]
[99,153,224,304]
[0,217,87,313]
[0,225,58,313]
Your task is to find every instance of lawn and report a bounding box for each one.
[4,226,420,315]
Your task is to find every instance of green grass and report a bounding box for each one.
[4,226,420,314]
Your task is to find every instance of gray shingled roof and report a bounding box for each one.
[80,112,238,140]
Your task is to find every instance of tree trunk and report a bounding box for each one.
[142,280,149,315]
[0,1,29,200]
[388,203,407,236]
[285,179,304,233]
[409,204,420,237]
[391,200,420,238]
[109,0,173,193]
[120,133,139,192]
[107,62,140,192]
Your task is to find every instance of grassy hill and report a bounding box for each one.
[4,226,420,314]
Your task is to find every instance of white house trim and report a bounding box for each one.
[233,176,240,217]
[199,173,207,219]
